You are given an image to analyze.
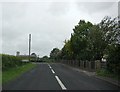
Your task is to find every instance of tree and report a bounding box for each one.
[99,16,119,45]
[61,40,73,60]
[50,48,60,60]
[70,20,93,60]
[100,16,120,74]
[87,25,106,61]
[31,53,37,57]
[106,44,120,74]
[59,16,120,74]
[41,56,49,62]
[30,53,37,61]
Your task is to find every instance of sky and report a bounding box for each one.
[0,0,119,57]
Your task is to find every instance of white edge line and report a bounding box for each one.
[55,76,67,90]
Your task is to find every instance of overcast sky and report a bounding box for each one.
[0,0,118,57]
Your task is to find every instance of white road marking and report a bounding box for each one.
[48,64,66,90]
[51,69,55,74]
[48,64,55,73]
[47,64,50,67]
[48,64,52,69]
[55,76,67,90]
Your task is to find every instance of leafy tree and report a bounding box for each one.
[70,20,93,60]
[61,40,73,60]
[54,16,120,74]
[87,25,106,61]
[99,16,119,46]
[40,56,49,62]
[50,48,60,60]
[106,44,120,74]
[102,16,120,74]
[42,56,49,59]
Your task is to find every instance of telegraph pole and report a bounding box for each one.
[29,34,31,62]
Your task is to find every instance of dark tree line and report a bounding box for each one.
[50,16,120,74]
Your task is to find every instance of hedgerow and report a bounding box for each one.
[2,54,25,71]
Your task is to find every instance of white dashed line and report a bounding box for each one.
[55,76,67,90]
[48,64,67,90]
[48,64,52,69]
[51,69,55,74]
[48,64,55,73]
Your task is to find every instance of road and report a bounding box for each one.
[3,63,119,90]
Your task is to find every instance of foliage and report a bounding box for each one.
[99,16,119,74]
[61,40,73,60]
[106,44,120,74]
[50,48,61,60]
[40,56,49,62]
[87,25,106,60]
[2,54,25,71]
[52,16,119,74]
[99,16,119,45]
[71,20,93,60]
[96,68,120,80]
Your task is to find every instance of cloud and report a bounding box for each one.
[1,1,118,57]
[2,2,72,56]
[76,2,114,14]
[75,2,118,23]
[0,3,2,53]
[118,1,120,16]
[48,2,70,16]
[2,2,27,21]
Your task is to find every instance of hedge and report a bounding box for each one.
[1,54,25,71]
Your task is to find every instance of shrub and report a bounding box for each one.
[106,44,120,75]
[2,54,24,71]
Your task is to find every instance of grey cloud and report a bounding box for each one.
[1,1,117,57]
[76,2,115,14]
[118,1,120,16]
[48,2,70,16]
[2,2,27,21]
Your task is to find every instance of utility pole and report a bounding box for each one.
[29,34,31,62]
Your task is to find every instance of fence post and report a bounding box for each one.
[95,60,101,70]
[91,61,95,70]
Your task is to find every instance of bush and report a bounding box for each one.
[2,54,25,71]
[106,44,120,75]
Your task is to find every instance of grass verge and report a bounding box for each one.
[0,71,2,84]
[96,69,119,80]
[2,63,36,84]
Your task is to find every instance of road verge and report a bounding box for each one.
[2,63,36,84]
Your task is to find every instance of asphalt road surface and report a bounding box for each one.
[3,63,119,90]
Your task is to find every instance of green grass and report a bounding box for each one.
[2,63,36,84]
[96,69,120,80]
[0,71,2,84]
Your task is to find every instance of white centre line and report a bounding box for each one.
[55,76,67,90]
[51,69,55,74]
[48,64,52,69]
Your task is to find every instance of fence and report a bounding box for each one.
[60,60,105,72]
